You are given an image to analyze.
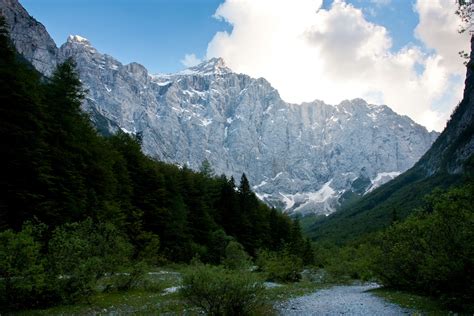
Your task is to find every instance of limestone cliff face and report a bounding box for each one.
[1,0,439,215]
[0,0,57,75]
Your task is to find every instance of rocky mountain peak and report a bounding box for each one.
[179,57,232,76]
[125,62,149,80]
[67,34,91,46]
[61,34,97,55]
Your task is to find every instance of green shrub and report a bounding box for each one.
[189,242,208,261]
[180,264,265,315]
[205,229,233,264]
[257,250,302,282]
[222,240,251,270]
[48,219,133,302]
[103,261,147,292]
[325,243,378,281]
[136,231,163,266]
[0,224,48,310]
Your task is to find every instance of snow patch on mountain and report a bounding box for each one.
[276,181,339,215]
[68,35,90,44]
[177,57,232,76]
[366,171,401,193]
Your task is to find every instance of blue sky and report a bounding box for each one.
[23,0,418,73]
[350,0,421,51]
[22,0,231,73]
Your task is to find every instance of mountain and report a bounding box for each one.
[310,36,474,242]
[0,0,57,75]
[0,0,439,215]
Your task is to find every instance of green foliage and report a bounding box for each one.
[199,159,214,177]
[257,250,302,283]
[373,183,474,311]
[222,240,251,270]
[0,16,46,230]
[48,219,133,302]
[371,288,451,315]
[0,224,47,310]
[104,262,147,292]
[309,181,474,312]
[135,231,163,266]
[287,219,315,266]
[350,175,371,195]
[204,229,232,264]
[323,243,378,281]
[180,264,265,315]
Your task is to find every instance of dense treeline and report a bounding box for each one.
[373,181,474,310]
[311,178,474,312]
[0,19,311,310]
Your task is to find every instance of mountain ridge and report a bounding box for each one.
[0,0,439,215]
[310,35,474,242]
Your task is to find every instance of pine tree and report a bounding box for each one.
[0,17,45,229]
[237,173,261,254]
[199,159,214,177]
[40,59,102,224]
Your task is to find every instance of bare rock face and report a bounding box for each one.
[1,0,439,215]
[0,0,57,75]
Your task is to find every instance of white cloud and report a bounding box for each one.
[206,0,470,131]
[415,0,468,74]
[181,53,202,67]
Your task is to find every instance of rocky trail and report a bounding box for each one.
[277,283,413,315]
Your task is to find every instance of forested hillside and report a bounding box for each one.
[309,168,462,243]
[0,18,311,310]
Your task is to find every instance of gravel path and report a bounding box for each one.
[276,283,413,315]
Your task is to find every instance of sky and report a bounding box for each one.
[21,0,470,132]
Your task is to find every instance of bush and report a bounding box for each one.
[135,231,163,266]
[48,219,133,302]
[102,261,147,292]
[257,250,302,282]
[180,264,265,315]
[222,240,251,270]
[0,224,48,310]
[324,243,378,281]
[205,229,233,264]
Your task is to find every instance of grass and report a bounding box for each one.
[17,291,188,315]
[16,267,192,315]
[370,288,452,316]
[14,267,334,315]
